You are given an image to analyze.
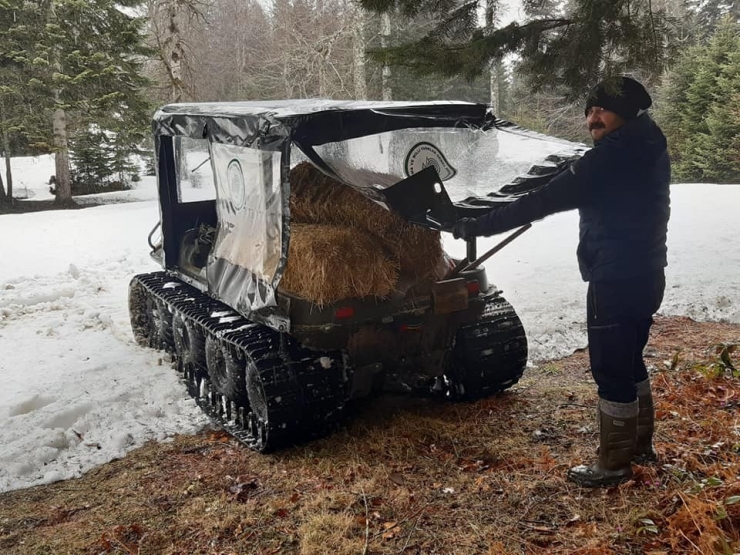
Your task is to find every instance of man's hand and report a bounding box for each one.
[452,217,479,240]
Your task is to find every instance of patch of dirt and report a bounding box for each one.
[0,315,738,554]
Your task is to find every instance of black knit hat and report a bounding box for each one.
[584,76,652,120]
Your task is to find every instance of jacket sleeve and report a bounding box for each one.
[473,143,624,237]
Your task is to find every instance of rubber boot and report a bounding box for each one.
[567,398,638,488]
[634,379,658,463]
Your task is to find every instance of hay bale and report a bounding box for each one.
[394,224,445,283]
[279,224,399,306]
[289,162,444,285]
[289,162,400,238]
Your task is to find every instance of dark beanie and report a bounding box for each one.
[584,76,652,120]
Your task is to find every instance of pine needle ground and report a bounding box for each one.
[1,315,739,555]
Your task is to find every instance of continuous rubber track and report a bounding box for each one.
[129,273,528,449]
[447,296,528,399]
[129,272,350,452]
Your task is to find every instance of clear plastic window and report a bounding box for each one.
[174,137,217,202]
[313,127,584,201]
[210,143,283,281]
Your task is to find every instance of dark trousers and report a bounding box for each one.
[587,270,665,403]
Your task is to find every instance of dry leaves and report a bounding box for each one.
[0,316,738,554]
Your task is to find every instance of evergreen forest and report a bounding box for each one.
[1,0,740,206]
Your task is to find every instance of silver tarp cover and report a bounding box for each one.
[207,144,287,330]
[159,100,587,330]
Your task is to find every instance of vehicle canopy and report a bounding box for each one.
[151,100,585,330]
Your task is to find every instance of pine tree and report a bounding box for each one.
[504,71,591,143]
[688,0,740,38]
[0,0,36,204]
[362,10,491,102]
[690,46,740,182]
[360,0,677,96]
[0,72,23,203]
[0,0,151,206]
[70,128,115,193]
[657,17,740,182]
[109,120,146,186]
[653,43,703,164]
[685,17,740,182]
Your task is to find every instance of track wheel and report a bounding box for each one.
[173,313,206,380]
[205,335,247,404]
[146,296,173,351]
[128,280,151,348]
[243,353,303,453]
[446,296,528,400]
[128,280,173,352]
[245,360,270,451]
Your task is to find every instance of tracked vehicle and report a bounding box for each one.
[129,100,584,452]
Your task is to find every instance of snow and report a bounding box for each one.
[1,160,208,493]
[6,154,56,201]
[444,183,740,360]
[1,154,738,494]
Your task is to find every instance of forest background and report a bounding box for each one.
[1,0,740,209]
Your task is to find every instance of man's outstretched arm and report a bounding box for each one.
[453,143,626,239]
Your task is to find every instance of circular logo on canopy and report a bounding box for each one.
[227,159,245,211]
[404,142,457,181]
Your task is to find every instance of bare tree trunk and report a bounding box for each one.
[150,0,202,181]
[490,63,500,114]
[352,3,367,100]
[282,58,292,97]
[2,149,11,201]
[47,0,74,206]
[166,0,185,102]
[53,103,74,206]
[380,12,392,101]
[3,158,11,200]
[0,166,6,204]
[319,55,327,97]
[0,98,13,201]
[485,0,499,112]
[318,33,339,98]
[149,0,202,103]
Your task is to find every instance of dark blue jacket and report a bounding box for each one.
[474,114,671,281]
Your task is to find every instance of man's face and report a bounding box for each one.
[586,106,626,141]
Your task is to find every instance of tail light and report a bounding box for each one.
[334,306,354,319]
[466,280,480,296]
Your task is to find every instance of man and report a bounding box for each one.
[453,76,670,488]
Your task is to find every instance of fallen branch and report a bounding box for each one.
[399,512,423,553]
[361,488,370,555]
[370,501,432,540]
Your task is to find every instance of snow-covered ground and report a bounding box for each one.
[0,154,738,493]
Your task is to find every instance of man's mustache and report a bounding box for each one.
[589,122,606,131]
